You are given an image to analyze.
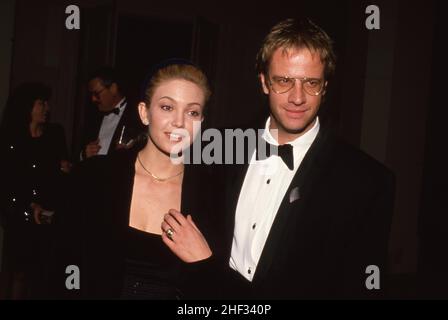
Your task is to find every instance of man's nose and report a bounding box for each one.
[287,81,307,105]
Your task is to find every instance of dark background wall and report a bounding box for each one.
[0,0,445,298]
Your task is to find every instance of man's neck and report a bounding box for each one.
[109,95,125,110]
[269,117,318,145]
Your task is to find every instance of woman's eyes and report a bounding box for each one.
[160,104,201,117]
[188,110,201,117]
[161,105,173,111]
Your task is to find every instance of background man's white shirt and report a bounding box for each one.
[97,98,127,155]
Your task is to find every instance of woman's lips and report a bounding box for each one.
[165,132,184,142]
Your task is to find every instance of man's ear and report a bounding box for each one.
[109,82,119,95]
[260,73,270,95]
[138,102,149,125]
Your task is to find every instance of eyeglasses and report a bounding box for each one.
[90,87,107,99]
[268,75,325,96]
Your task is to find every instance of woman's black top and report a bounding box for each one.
[121,227,182,299]
[0,123,68,270]
[55,147,216,299]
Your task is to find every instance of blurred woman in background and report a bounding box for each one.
[0,82,70,299]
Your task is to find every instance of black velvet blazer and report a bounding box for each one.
[53,147,215,299]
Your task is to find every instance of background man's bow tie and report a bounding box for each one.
[256,139,294,170]
[103,107,120,116]
[103,99,126,116]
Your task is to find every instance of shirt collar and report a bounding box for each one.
[115,97,127,110]
[263,116,320,149]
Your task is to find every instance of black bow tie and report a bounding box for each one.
[104,107,120,116]
[103,99,126,116]
[256,139,294,170]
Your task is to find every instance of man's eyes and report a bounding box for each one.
[275,77,292,85]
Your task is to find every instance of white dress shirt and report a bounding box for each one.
[97,98,127,155]
[229,117,320,281]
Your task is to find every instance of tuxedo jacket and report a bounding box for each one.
[79,98,145,159]
[212,123,396,299]
[53,147,215,299]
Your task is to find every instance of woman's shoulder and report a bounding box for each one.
[44,122,65,135]
[75,149,137,180]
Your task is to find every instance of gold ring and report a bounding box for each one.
[166,228,174,240]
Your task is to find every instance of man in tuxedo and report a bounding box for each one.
[80,67,143,160]
[217,18,395,299]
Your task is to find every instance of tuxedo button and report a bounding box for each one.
[248,268,252,275]
[266,179,271,184]
[252,223,256,230]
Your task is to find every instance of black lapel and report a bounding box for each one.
[180,164,196,215]
[108,99,145,155]
[86,112,103,144]
[114,150,137,232]
[252,127,336,284]
[224,162,250,250]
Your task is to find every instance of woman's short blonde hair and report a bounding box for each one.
[143,63,211,106]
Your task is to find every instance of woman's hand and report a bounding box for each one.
[161,209,212,263]
[60,160,73,173]
[31,202,53,225]
[31,202,44,224]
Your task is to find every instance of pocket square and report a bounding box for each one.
[289,187,300,203]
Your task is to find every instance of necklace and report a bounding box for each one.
[137,154,184,182]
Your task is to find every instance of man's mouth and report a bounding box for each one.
[284,108,308,119]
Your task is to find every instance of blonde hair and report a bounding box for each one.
[143,64,211,106]
[256,18,336,79]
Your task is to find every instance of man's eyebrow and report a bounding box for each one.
[272,75,322,80]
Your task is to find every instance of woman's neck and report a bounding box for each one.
[138,140,184,179]
[29,122,43,138]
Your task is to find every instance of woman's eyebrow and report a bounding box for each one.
[158,96,176,102]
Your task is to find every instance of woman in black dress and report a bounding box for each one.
[57,60,215,299]
[0,82,70,299]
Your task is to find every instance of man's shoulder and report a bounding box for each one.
[121,97,145,130]
[325,131,394,184]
